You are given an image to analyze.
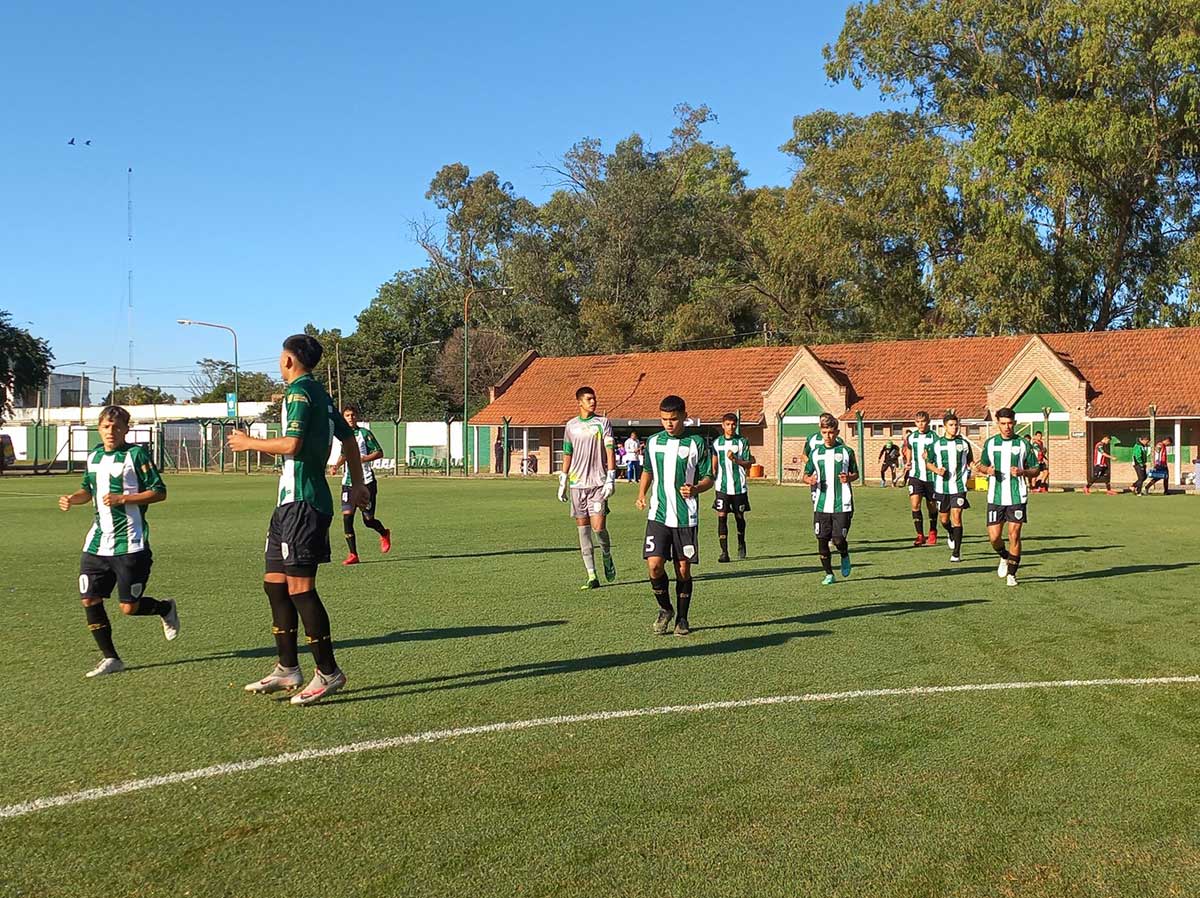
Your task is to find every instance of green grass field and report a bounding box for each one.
[1,474,1198,897]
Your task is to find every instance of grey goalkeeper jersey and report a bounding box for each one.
[563,415,614,489]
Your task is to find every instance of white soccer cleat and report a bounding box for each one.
[291,668,347,705]
[949,554,961,563]
[244,664,304,694]
[160,599,180,641]
[997,558,1008,578]
[1006,574,1018,587]
[86,657,125,678]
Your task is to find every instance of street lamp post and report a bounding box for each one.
[398,340,440,422]
[177,320,239,420]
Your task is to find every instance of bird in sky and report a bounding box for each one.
[67,138,75,145]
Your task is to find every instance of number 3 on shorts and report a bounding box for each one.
[644,534,656,555]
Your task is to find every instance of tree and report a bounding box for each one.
[0,311,53,424]
[102,384,177,406]
[189,359,280,403]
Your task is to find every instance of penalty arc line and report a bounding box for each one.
[3,674,1197,821]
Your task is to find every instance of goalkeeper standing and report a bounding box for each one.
[558,386,617,589]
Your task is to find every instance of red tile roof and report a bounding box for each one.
[470,327,1200,425]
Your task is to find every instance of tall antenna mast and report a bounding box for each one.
[127,166,134,372]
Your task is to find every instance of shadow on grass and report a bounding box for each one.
[1026,561,1199,583]
[410,546,577,560]
[125,619,569,671]
[694,599,989,632]
[324,628,832,704]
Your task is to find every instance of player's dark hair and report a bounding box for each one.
[943,412,959,424]
[1034,430,1043,436]
[722,413,738,424]
[915,410,930,421]
[98,405,131,426]
[819,412,838,430]
[576,386,595,400]
[342,403,359,414]
[282,334,323,371]
[995,407,1016,421]
[660,395,686,415]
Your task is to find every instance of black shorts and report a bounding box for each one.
[643,521,699,564]
[712,492,751,514]
[265,502,332,575]
[1091,464,1110,481]
[987,503,1028,525]
[813,511,853,540]
[908,477,936,500]
[937,492,971,513]
[79,550,153,603]
[342,479,379,517]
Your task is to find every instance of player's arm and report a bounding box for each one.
[361,431,384,464]
[733,440,752,470]
[840,449,859,483]
[58,488,92,512]
[801,455,818,486]
[111,448,167,507]
[636,468,652,509]
[687,442,715,496]
[228,431,301,456]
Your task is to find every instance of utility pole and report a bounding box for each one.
[111,366,117,403]
[335,341,342,410]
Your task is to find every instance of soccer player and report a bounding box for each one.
[623,431,641,482]
[878,440,900,487]
[331,404,391,565]
[930,412,974,563]
[801,418,843,506]
[228,334,369,706]
[711,413,752,562]
[637,395,713,636]
[803,413,858,585]
[1131,435,1151,495]
[1030,431,1050,493]
[904,411,940,546]
[975,407,1040,587]
[1084,436,1116,494]
[1144,437,1172,494]
[558,386,617,589]
[57,405,179,677]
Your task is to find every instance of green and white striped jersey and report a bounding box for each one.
[80,444,165,556]
[805,443,858,513]
[931,436,974,495]
[981,435,1036,506]
[341,426,383,486]
[805,431,844,455]
[278,374,354,516]
[712,435,751,495]
[644,431,713,527]
[905,428,937,481]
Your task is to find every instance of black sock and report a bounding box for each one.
[996,545,1010,560]
[651,575,672,613]
[951,526,964,551]
[818,538,834,574]
[1007,554,1021,575]
[343,515,357,555]
[676,578,692,622]
[364,517,387,535]
[264,580,299,668]
[717,516,728,553]
[291,590,336,675]
[927,505,938,531]
[735,513,746,542]
[833,538,848,558]
[912,510,924,535]
[85,603,118,659]
[129,596,171,616]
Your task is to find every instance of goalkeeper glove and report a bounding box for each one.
[600,469,615,500]
[557,472,569,502]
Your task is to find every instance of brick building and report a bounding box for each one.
[470,327,1200,487]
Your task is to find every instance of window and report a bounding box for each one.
[507,430,540,453]
[60,389,81,407]
[870,423,886,437]
[552,432,564,473]
[845,423,857,438]
[966,424,984,437]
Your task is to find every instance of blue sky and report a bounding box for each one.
[1,1,884,394]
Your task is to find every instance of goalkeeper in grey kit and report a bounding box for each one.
[558,386,618,589]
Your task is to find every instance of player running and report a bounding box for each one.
[637,395,713,636]
[558,386,617,589]
[58,405,179,677]
[904,411,940,546]
[228,334,369,706]
[803,413,858,586]
[712,413,752,563]
[878,440,900,487]
[332,404,391,565]
[975,407,1040,587]
[930,412,974,563]
[1084,436,1116,494]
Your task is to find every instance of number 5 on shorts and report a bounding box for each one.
[645,534,656,555]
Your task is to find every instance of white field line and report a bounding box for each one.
[3,675,1197,821]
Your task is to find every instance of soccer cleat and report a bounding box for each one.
[949,554,962,563]
[1083,487,1091,494]
[840,555,852,578]
[160,599,180,641]
[717,552,731,564]
[1105,490,1117,495]
[737,539,747,561]
[291,668,347,706]
[342,553,360,566]
[926,530,938,546]
[244,664,304,694]
[652,609,674,635]
[997,558,1008,578]
[602,552,617,582]
[821,573,835,586]
[674,618,691,637]
[1006,574,1018,587]
[912,535,926,547]
[379,530,391,553]
[85,657,125,678]
[581,577,600,591]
